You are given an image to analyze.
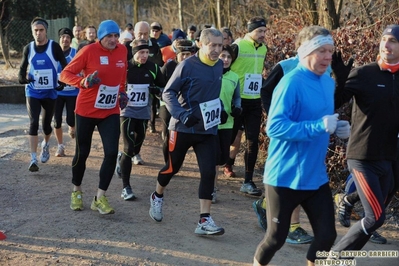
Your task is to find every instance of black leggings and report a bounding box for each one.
[150,97,160,127]
[232,98,262,181]
[347,138,399,206]
[332,159,392,252]
[72,114,120,191]
[159,105,171,164]
[53,95,77,128]
[158,131,217,200]
[26,97,55,136]
[217,129,233,165]
[254,183,336,264]
[119,117,147,187]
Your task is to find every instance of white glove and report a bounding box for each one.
[322,113,339,134]
[335,120,350,139]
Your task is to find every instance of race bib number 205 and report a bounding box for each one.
[94,84,119,109]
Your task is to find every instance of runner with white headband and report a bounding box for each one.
[253,25,348,266]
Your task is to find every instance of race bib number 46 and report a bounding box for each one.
[94,84,119,109]
[243,73,261,96]
[200,98,221,130]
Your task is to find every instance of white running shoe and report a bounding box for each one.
[121,186,136,200]
[195,216,225,236]
[149,192,163,222]
[28,159,39,172]
[132,154,144,165]
[40,141,50,163]
[55,144,65,157]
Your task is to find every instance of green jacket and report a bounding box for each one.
[231,35,267,99]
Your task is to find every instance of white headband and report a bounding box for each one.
[297,35,334,59]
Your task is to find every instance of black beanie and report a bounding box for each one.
[58,27,73,39]
[247,19,266,32]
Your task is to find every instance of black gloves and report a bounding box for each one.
[119,91,128,110]
[182,110,228,128]
[183,114,200,128]
[230,107,242,118]
[55,81,66,91]
[220,110,228,124]
[148,85,161,95]
[19,77,35,84]
[331,51,354,89]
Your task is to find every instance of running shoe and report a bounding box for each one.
[252,198,267,231]
[28,159,39,172]
[149,192,163,222]
[211,190,217,204]
[70,191,83,211]
[240,181,262,196]
[68,129,75,139]
[121,186,136,200]
[90,195,115,214]
[195,216,225,236]
[286,227,314,244]
[115,152,122,178]
[369,231,387,244]
[132,154,144,165]
[149,124,156,133]
[40,141,50,163]
[223,164,236,177]
[55,144,65,157]
[334,193,353,227]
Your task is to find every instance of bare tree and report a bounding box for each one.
[318,0,340,29]
[178,0,183,29]
[0,0,13,68]
[216,0,221,29]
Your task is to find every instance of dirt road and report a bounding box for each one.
[0,103,398,265]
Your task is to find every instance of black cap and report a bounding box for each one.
[58,27,73,39]
[188,25,197,32]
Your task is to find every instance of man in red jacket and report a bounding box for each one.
[60,19,128,215]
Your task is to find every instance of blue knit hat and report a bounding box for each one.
[382,24,399,41]
[97,20,120,40]
[172,29,186,42]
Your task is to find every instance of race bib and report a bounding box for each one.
[243,73,261,96]
[57,73,74,91]
[62,84,75,91]
[126,84,149,107]
[94,84,119,109]
[200,98,221,130]
[33,69,53,89]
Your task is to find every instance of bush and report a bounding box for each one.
[254,16,398,220]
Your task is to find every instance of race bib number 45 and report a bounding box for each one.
[94,84,119,109]
[200,98,221,130]
[34,69,53,89]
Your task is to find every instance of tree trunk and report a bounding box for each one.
[0,25,13,69]
[318,0,340,30]
[178,0,183,30]
[300,0,318,25]
[216,0,221,29]
[133,0,138,24]
[0,0,13,69]
[360,0,374,25]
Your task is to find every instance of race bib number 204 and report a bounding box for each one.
[200,98,221,130]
